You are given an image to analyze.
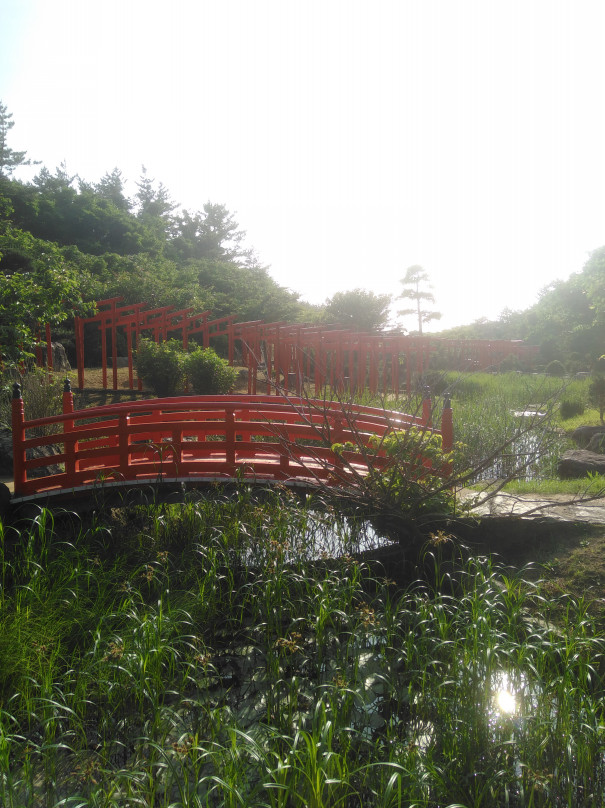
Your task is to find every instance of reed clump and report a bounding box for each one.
[0,491,604,807]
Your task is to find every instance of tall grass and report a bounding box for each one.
[353,372,591,484]
[0,492,604,806]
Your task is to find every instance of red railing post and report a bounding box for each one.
[119,413,130,479]
[11,383,26,495]
[225,408,236,474]
[422,387,432,427]
[441,394,454,475]
[62,378,78,483]
[441,395,453,454]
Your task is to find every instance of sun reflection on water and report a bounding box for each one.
[495,688,516,714]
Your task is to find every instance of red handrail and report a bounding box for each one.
[11,386,452,500]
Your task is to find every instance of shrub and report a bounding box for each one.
[559,398,585,420]
[595,354,605,373]
[0,366,64,435]
[134,339,186,397]
[499,353,519,372]
[589,375,605,423]
[546,359,566,377]
[186,347,237,395]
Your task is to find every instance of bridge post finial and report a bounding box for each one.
[64,377,72,393]
[12,382,22,399]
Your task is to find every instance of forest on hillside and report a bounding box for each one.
[0,101,603,368]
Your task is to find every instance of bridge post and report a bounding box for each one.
[11,383,26,495]
[118,414,131,478]
[422,387,432,427]
[225,409,236,475]
[62,378,78,483]
[441,394,454,475]
[441,394,453,454]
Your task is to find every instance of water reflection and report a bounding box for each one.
[495,688,516,714]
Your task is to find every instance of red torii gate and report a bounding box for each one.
[231,323,436,397]
[56,296,540,395]
[74,298,238,390]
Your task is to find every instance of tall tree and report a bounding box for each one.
[324,288,392,332]
[93,168,131,211]
[135,166,175,221]
[169,203,251,265]
[0,101,38,176]
[397,265,441,334]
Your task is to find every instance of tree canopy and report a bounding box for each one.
[324,288,392,332]
[0,102,306,361]
[0,101,38,176]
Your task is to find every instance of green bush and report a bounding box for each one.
[559,398,585,420]
[499,353,519,372]
[186,347,237,395]
[589,375,605,422]
[134,338,186,397]
[546,359,566,377]
[0,366,64,434]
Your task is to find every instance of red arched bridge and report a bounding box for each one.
[11,382,453,507]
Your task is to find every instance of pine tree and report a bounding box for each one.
[0,101,38,175]
[397,265,442,335]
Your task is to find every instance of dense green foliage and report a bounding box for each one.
[0,497,604,806]
[134,338,187,397]
[134,339,238,396]
[186,346,238,395]
[0,103,304,361]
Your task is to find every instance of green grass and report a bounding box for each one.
[495,474,605,496]
[0,493,604,806]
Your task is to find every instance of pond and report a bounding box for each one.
[471,413,569,482]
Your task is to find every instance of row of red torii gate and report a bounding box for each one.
[39,297,539,396]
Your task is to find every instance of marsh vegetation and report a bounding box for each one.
[0,490,604,807]
[1,370,605,806]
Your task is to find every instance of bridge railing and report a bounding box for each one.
[11,383,453,500]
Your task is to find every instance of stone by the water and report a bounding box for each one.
[558,449,605,479]
[571,425,605,448]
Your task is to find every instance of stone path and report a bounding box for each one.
[461,490,605,524]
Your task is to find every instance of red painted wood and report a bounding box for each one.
[68,296,540,397]
[11,394,450,500]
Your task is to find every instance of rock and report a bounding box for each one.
[0,484,10,519]
[0,429,13,475]
[571,425,605,448]
[558,449,605,479]
[587,433,605,453]
[51,342,71,372]
[0,427,63,478]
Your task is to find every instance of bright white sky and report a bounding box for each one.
[1,0,604,331]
